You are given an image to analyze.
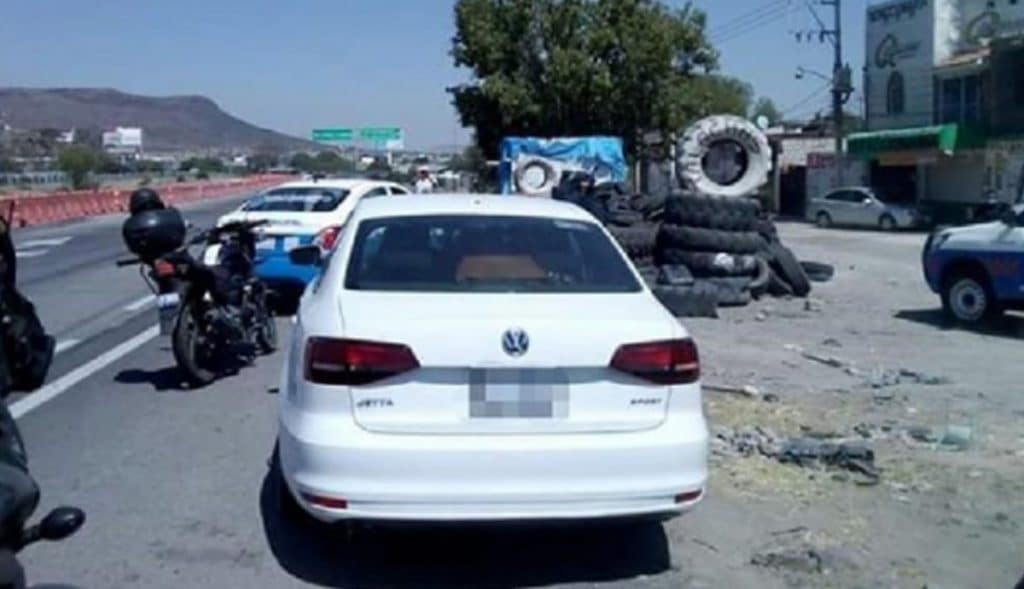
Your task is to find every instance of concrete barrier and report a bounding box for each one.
[4,175,288,228]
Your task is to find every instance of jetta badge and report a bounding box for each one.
[502,328,530,357]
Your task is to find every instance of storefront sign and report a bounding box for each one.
[879,151,936,166]
[875,34,922,68]
[869,0,927,24]
[963,9,1024,47]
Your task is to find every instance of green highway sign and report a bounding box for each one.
[358,127,402,141]
[312,128,354,142]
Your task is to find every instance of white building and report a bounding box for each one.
[851,0,1024,221]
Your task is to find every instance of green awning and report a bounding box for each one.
[847,124,986,157]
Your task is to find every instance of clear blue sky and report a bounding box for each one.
[0,0,867,149]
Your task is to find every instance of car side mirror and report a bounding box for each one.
[862,198,873,205]
[39,507,85,541]
[999,208,1018,227]
[289,245,322,266]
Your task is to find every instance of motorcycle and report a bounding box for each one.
[119,207,278,387]
[0,212,84,588]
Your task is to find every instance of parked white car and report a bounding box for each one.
[808,186,928,230]
[275,194,708,524]
[212,179,410,298]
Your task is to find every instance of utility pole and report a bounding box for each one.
[807,0,853,186]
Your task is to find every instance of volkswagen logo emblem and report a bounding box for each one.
[502,328,529,357]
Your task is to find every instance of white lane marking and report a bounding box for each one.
[54,339,81,354]
[11,325,159,419]
[124,295,155,312]
[15,250,47,259]
[17,237,72,248]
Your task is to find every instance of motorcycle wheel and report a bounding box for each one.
[172,302,218,387]
[255,295,278,354]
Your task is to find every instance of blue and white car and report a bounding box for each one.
[211,179,410,298]
[923,204,1024,324]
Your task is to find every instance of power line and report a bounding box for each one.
[782,82,833,115]
[708,1,790,38]
[713,3,799,45]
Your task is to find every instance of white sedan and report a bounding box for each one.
[213,178,411,298]
[275,194,708,523]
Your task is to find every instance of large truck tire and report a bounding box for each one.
[655,250,759,277]
[657,225,767,255]
[664,193,760,231]
[653,284,719,318]
[514,156,559,196]
[677,115,773,198]
[609,225,658,259]
[765,242,812,297]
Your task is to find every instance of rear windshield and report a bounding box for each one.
[241,187,348,212]
[345,215,640,293]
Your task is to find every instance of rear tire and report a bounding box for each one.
[941,273,1001,325]
[255,294,278,354]
[172,303,218,387]
[816,212,832,229]
[879,214,897,231]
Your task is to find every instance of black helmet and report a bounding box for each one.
[128,188,165,215]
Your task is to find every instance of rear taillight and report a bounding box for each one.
[304,337,419,385]
[610,339,700,384]
[152,259,176,278]
[313,225,343,252]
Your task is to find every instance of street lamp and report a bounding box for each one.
[795,66,832,83]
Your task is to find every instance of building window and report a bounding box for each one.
[941,77,962,124]
[886,71,905,114]
[964,75,981,123]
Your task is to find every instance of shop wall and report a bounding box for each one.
[805,153,868,219]
[922,150,987,202]
[866,0,936,130]
[985,139,1024,203]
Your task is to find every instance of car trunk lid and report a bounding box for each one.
[335,291,678,434]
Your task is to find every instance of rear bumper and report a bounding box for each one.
[255,255,318,290]
[278,408,708,523]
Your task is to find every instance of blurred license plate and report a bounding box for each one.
[156,293,180,336]
[469,369,569,419]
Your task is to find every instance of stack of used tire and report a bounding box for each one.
[649,192,812,317]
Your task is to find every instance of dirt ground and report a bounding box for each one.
[667,221,1024,589]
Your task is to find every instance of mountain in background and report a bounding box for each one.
[0,88,314,152]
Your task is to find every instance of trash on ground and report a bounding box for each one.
[704,383,762,399]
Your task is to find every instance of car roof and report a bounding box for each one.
[269,178,391,191]
[350,193,598,222]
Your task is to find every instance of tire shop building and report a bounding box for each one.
[848,0,1024,223]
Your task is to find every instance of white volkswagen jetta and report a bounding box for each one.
[276,194,708,523]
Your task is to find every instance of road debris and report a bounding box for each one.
[705,383,762,399]
[801,351,847,369]
[778,438,880,485]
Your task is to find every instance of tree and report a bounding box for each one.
[449,0,718,159]
[684,75,752,121]
[447,145,487,173]
[56,146,98,189]
[0,158,20,174]
[750,97,782,126]
[247,152,279,172]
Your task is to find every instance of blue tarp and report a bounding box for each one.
[499,136,626,195]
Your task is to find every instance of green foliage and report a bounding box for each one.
[247,152,279,172]
[56,146,98,189]
[0,158,20,174]
[750,97,782,126]
[178,157,225,174]
[289,151,356,175]
[136,159,167,174]
[447,145,487,173]
[449,0,721,158]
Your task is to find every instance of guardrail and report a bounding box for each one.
[1,175,289,228]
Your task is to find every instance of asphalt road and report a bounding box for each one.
[10,216,1023,588]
